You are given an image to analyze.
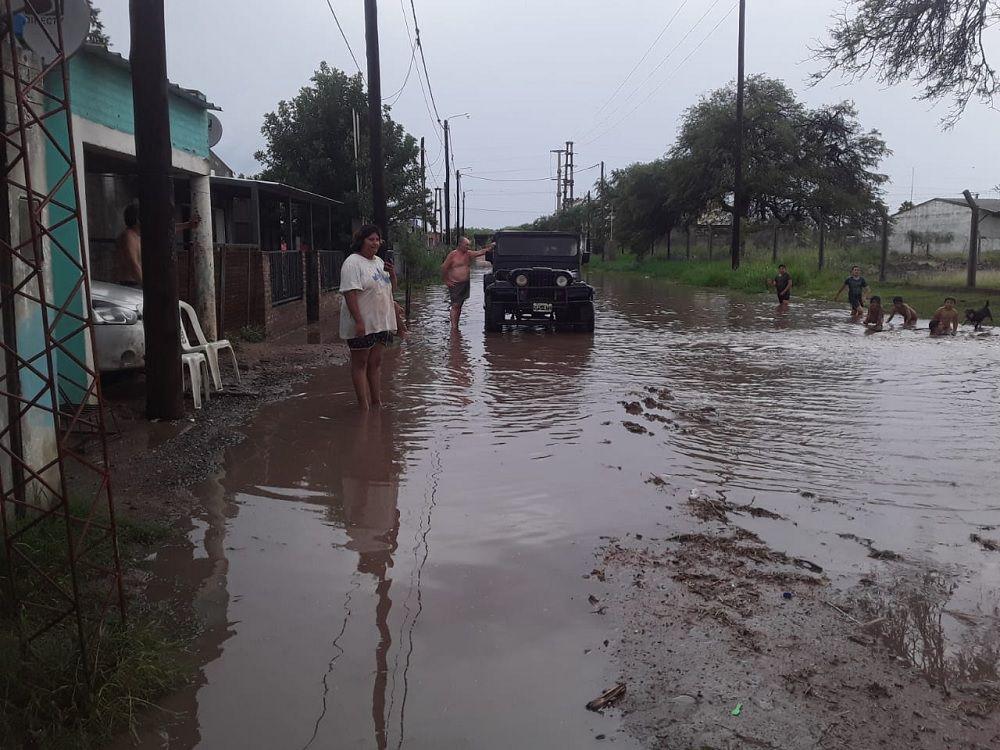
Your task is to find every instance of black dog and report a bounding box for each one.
[964,300,992,331]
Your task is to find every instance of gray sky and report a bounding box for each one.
[93,0,1000,229]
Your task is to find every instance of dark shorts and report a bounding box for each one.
[849,293,864,309]
[346,331,393,350]
[777,291,790,303]
[448,280,470,306]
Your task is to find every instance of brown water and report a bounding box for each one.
[126,271,1000,748]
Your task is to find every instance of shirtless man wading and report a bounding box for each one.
[441,237,494,332]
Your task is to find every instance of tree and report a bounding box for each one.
[669,76,888,235]
[898,200,915,213]
[609,160,684,258]
[87,1,110,47]
[814,0,1000,123]
[255,63,430,238]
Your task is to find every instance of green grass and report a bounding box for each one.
[0,509,193,749]
[592,251,997,318]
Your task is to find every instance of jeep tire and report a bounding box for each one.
[485,301,504,332]
[578,301,595,332]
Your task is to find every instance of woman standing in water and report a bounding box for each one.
[340,225,397,409]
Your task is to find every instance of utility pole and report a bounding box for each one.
[731,0,747,271]
[130,0,183,419]
[420,136,427,233]
[600,161,605,193]
[352,109,362,213]
[551,149,564,212]
[879,211,889,283]
[461,191,466,236]
[364,0,387,236]
[455,169,461,240]
[963,189,980,287]
[565,141,575,204]
[434,187,442,237]
[443,120,451,245]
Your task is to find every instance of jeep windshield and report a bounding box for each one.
[496,236,578,257]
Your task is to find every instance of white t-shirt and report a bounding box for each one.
[339,253,396,339]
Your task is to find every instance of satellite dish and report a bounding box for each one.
[207,113,223,148]
[21,0,89,65]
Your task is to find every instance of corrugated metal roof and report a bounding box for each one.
[210,175,343,206]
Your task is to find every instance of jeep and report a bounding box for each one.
[483,230,595,332]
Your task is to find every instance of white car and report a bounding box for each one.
[91,281,145,372]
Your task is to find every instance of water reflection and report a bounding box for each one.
[857,571,1000,690]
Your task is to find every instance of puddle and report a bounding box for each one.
[119,271,1000,748]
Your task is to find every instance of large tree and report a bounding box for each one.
[255,62,430,234]
[669,76,888,230]
[814,0,1000,123]
[87,1,110,47]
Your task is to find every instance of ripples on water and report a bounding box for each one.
[139,270,999,749]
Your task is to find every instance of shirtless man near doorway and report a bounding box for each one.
[441,236,495,332]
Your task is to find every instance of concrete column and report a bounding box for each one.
[191,174,217,340]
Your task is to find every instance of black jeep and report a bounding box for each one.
[483,231,595,332]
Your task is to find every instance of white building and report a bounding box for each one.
[890,198,1000,256]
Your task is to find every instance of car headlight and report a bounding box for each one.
[514,274,529,287]
[555,275,569,288]
[94,303,139,325]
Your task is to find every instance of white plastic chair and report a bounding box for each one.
[181,352,211,409]
[178,300,241,390]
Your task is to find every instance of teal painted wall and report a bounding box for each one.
[68,51,210,158]
[45,73,89,404]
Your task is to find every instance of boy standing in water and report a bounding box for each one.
[768,264,792,307]
[834,266,868,315]
[885,296,918,326]
[863,295,884,331]
[929,297,960,336]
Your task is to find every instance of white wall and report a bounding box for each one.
[890,200,1000,255]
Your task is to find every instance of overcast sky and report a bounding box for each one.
[93,0,1000,229]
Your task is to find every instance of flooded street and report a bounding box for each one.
[133,271,1000,748]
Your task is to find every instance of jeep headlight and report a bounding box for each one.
[514,273,529,287]
[555,275,569,288]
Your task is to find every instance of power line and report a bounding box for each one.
[408,0,443,123]
[397,0,444,160]
[581,0,725,143]
[583,3,736,146]
[323,0,365,79]
[465,164,599,183]
[582,0,692,133]
[384,42,417,104]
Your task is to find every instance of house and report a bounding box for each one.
[890,198,1000,255]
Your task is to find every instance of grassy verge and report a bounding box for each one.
[0,509,192,749]
[592,254,997,318]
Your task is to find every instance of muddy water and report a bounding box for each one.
[132,271,999,748]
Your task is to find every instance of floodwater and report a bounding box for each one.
[125,271,1000,748]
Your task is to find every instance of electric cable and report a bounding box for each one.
[583,3,737,146]
[323,0,365,79]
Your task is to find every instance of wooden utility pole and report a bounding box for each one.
[731,0,747,270]
[963,190,980,288]
[879,211,889,283]
[443,120,451,245]
[130,0,182,419]
[461,191,466,236]
[817,216,826,270]
[364,0,387,236]
[455,169,461,239]
[420,136,427,233]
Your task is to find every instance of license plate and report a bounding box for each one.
[532,302,553,313]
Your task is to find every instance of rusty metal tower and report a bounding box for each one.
[0,0,124,679]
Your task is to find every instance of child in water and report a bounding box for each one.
[863,295,884,332]
[885,296,918,326]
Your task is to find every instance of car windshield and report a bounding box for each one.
[497,236,578,256]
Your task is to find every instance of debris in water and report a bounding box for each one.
[730,702,743,716]
[868,548,902,561]
[588,594,600,606]
[586,683,626,712]
[970,533,1000,552]
[622,421,651,435]
[782,592,793,600]
[646,474,668,487]
[793,558,824,574]
[622,401,643,415]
